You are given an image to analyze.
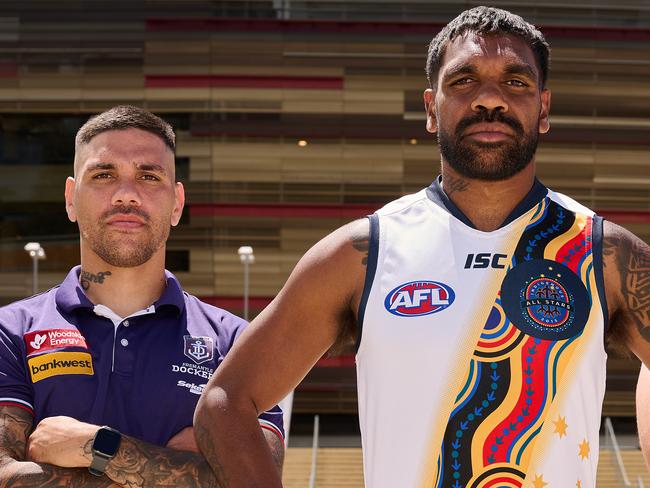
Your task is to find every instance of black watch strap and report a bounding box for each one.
[88,452,112,476]
[88,426,122,477]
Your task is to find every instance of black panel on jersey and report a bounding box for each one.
[592,216,609,336]
[438,359,511,487]
[512,199,575,262]
[356,213,380,352]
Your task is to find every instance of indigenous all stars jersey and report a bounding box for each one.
[356,178,607,488]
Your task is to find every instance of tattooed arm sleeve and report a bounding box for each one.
[0,406,119,487]
[102,434,221,488]
[603,220,650,361]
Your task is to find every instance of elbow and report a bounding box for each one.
[195,382,257,430]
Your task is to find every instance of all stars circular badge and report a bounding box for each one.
[500,259,590,340]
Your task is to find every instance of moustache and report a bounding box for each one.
[455,110,524,138]
[101,206,149,223]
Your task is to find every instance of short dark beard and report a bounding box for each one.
[438,109,538,181]
[81,205,168,268]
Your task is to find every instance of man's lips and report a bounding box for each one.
[463,123,514,142]
[105,214,146,229]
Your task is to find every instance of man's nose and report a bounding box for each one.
[471,83,509,113]
[111,180,141,206]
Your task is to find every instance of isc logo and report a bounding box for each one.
[384,281,455,317]
[464,253,508,269]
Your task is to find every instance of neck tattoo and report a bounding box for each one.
[443,174,470,197]
[80,270,112,291]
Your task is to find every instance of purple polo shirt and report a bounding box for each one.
[0,266,283,446]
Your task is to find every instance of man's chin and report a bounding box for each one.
[446,158,531,182]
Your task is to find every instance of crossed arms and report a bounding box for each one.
[0,405,284,487]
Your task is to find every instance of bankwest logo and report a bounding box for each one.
[28,352,94,383]
[24,329,88,356]
[384,280,455,317]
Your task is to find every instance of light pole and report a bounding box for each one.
[24,242,46,295]
[237,246,255,321]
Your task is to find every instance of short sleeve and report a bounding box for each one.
[0,312,33,414]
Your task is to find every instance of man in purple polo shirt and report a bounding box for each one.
[0,105,284,486]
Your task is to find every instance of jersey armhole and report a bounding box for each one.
[355,214,380,353]
[592,215,609,344]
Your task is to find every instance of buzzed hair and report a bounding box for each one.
[426,6,550,88]
[75,105,175,152]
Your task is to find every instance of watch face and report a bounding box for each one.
[93,428,121,456]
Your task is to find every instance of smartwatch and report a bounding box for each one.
[88,426,122,476]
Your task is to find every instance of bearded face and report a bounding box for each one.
[66,128,184,269]
[437,108,539,181]
[77,204,170,268]
[425,33,551,181]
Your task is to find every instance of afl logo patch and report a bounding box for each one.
[384,281,455,317]
[501,259,589,340]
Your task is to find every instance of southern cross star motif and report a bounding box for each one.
[532,473,548,488]
[578,439,590,460]
[553,415,568,438]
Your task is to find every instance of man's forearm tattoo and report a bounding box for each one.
[0,407,31,461]
[80,270,112,291]
[194,422,229,488]
[105,434,221,488]
[0,407,114,487]
[604,226,650,341]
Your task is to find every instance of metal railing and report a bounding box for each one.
[309,414,320,488]
[604,417,632,487]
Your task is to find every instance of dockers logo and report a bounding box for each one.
[24,329,88,356]
[384,280,455,317]
[183,336,214,365]
[28,352,94,383]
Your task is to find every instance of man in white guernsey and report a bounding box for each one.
[194,7,650,488]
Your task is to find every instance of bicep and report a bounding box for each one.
[603,220,650,363]
[0,405,33,461]
[209,219,368,413]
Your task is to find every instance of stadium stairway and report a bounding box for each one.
[284,447,650,487]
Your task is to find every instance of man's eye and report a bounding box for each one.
[507,79,527,87]
[452,77,474,86]
[141,174,160,181]
[93,173,112,179]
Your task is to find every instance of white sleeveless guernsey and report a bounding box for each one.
[356,177,607,488]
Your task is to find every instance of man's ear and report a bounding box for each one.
[538,89,551,134]
[171,182,185,227]
[64,176,77,223]
[424,89,437,134]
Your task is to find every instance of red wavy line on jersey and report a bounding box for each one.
[484,477,522,488]
[554,217,592,274]
[482,336,552,464]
